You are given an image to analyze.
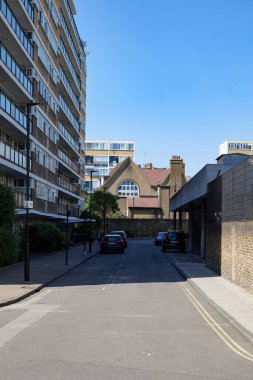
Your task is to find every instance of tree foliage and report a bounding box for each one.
[0,228,18,266]
[85,189,120,219]
[0,183,16,228]
[0,183,18,266]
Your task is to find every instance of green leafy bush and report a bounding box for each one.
[0,228,18,266]
[27,223,66,253]
[0,183,16,228]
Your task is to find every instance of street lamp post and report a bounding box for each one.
[103,187,106,237]
[24,101,39,281]
[88,170,96,252]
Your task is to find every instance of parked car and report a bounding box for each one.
[154,231,167,245]
[161,230,186,252]
[100,234,125,253]
[110,230,128,247]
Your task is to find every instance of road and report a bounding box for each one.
[0,239,253,379]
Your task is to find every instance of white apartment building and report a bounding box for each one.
[0,0,87,224]
[84,140,135,191]
[219,140,253,156]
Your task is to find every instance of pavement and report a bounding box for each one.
[164,251,253,345]
[0,240,253,346]
[0,241,100,307]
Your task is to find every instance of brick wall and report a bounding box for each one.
[221,157,253,293]
[106,218,188,238]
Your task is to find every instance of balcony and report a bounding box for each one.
[58,121,79,153]
[58,177,79,195]
[59,37,81,91]
[57,203,80,217]
[0,89,30,134]
[0,42,33,97]
[21,0,34,22]
[0,138,27,169]
[63,0,83,55]
[59,93,80,133]
[0,0,33,59]
[58,149,80,174]
[59,65,80,112]
[60,10,81,70]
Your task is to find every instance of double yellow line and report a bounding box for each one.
[182,285,253,362]
[168,265,253,362]
[2,289,52,311]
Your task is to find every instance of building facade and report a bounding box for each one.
[170,153,253,293]
[101,155,186,220]
[219,140,253,156]
[0,0,86,226]
[84,140,135,191]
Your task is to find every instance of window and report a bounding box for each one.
[117,180,139,197]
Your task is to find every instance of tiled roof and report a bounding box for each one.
[141,168,170,186]
[128,197,160,208]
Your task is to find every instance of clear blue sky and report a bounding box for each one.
[74,0,253,176]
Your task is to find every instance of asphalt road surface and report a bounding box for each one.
[0,240,253,379]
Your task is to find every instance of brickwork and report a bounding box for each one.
[221,157,253,292]
[222,221,253,293]
[106,218,188,238]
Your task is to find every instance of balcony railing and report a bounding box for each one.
[57,203,80,217]
[59,37,80,90]
[60,10,80,68]
[0,89,31,131]
[58,121,79,152]
[0,42,33,95]
[59,65,80,111]
[58,177,79,195]
[0,0,33,58]
[0,138,27,169]
[21,0,34,22]
[59,93,80,132]
[15,190,26,208]
[63,0,83,54]
[58,149,79,174]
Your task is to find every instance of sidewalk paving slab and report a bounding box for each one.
[0,243,99,307]
[167,253,253,345]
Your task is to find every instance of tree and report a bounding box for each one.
[85,189,120,220]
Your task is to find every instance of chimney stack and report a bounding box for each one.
[170,155,185,197]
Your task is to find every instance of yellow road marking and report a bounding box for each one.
[167,264,253,362]
[2,289,52,310]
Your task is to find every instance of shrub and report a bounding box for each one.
[26,222,65,253]
[0,183,16,228]
[0,228,18,267]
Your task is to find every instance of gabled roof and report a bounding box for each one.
[102,158,171,189]
[101,157,152,189]
[141,168,170,186]
[128,197,160,208]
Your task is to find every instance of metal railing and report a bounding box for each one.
[0,138,27,169]
[0,42,33,95]
[0,0,33,58]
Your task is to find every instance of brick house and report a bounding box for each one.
[100,155,187,219]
